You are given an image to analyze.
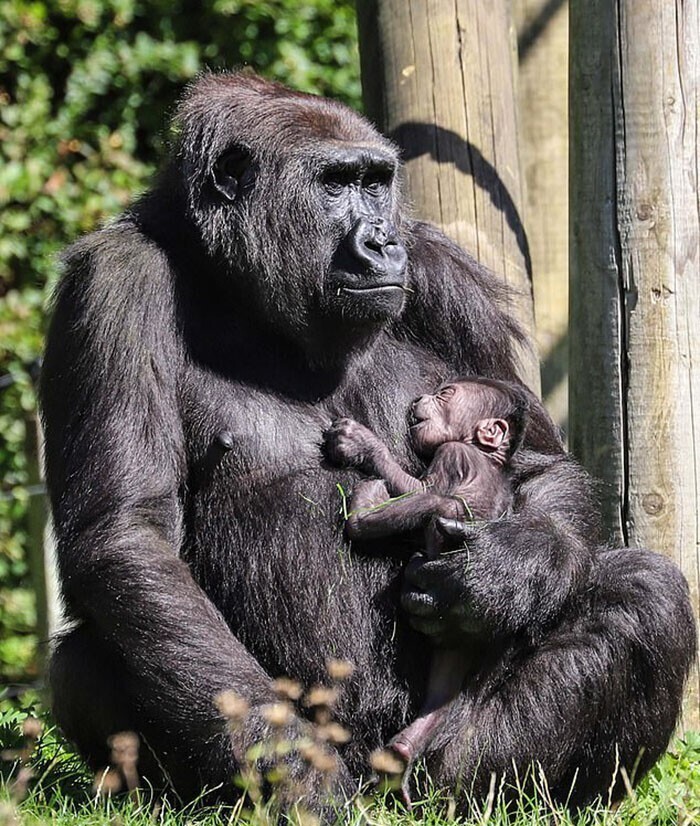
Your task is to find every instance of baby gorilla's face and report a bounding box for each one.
[410,382,482,456]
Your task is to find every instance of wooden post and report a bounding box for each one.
[25,413,60,674]
[514,0,569,429]
[357,0,540,391]
[25,412,48,671]
[570,0,700,728]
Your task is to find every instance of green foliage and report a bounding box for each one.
[0,0,361,683]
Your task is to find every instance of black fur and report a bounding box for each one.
[40,72,696,812]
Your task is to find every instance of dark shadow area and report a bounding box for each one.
[517,0,567,62]
[540,329,569,437]
[540,329,569,400]
[390,122,532,279]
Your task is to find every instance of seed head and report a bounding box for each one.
[299,742,337,774]
[0,801,18,826]
[369,748,405,776]
[272,677,304,701]
[303,686,338,708]
[93,767,122,796]
[316,723,351,744]
[21,718,42,741]
[215,690,250,723]
[326,658,354,681]
[261,702,294,728]
[108,732,139,768]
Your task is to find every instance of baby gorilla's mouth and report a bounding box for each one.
[409,411,427,428]
[410,397,433,427]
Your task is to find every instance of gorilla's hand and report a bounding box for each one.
[323,417,385,470]
[402,513,592,644]
[400,519,487,645]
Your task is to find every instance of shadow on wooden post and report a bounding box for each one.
[570,0,700,730]
[357,0,540,393]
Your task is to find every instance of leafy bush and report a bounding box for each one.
[0,0,360,684]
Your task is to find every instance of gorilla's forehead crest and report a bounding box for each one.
[175,71,396,159]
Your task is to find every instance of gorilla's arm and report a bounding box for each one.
[41,229,346,800]
[41,230,274,771]
[401,452,599,642]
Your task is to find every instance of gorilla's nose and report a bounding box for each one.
[347,218,407,281]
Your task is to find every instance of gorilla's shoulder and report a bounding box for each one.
[47,217,180,374]
[391,220,526,378]
[59,216,173,296]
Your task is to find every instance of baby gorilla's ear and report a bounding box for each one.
[475,418,509,450]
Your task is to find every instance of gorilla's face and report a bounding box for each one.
[315,145,408,324]
[179,74,409,363]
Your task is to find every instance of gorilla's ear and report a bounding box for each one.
[475,418,509,451]
[212,147,253,201]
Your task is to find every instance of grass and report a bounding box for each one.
[1,696,699,826]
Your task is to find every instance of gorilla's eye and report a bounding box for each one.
[212,147,252,202]
[322,172,350,197]
[363,173,390,196]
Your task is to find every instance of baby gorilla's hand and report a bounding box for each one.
[323,418,382,469]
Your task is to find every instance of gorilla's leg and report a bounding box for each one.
[51,624,354,810]
[50,623,136,769]
[427,547,696,809]
[51,623,241,802]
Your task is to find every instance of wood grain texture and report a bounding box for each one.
[357,0,540,390]
[514,0,569,430]
[570,0,700,727]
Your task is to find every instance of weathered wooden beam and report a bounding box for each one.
[570,0,700,728]
[357,0,540,391]
[514,0,569,430]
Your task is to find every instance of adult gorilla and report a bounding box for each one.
[41,73,695,811]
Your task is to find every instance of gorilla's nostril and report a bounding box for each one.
[365,233,385,254]
[373,228,388,247]
[343,217,406,281]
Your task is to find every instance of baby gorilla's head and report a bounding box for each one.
[409,377,531,461]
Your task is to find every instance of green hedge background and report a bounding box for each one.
[0,0,361,686]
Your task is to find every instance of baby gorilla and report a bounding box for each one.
[325,377,530,792]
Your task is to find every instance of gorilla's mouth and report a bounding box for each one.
[340,284,404,294]
[329,278,407,322]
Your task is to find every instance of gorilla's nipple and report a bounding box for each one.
[195,430,235,490]
[215,430,235,453]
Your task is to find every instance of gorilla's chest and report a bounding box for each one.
[181,356,439,494]
[187,382,329,489]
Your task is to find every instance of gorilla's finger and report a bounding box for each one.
[435,517,482,543]
[400,588,437,617]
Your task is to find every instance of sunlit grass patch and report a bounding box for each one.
[2,694,698,825]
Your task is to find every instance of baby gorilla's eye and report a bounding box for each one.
[436,385,456,401]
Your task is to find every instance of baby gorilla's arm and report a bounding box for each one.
[346,481,463,540]
[324,418,424,495]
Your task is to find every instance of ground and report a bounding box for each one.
[1,696,698,826]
